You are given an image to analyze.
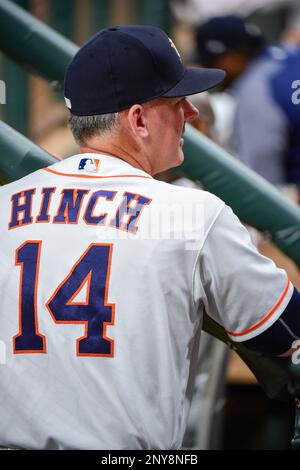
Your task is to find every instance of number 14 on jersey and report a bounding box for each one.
[14,241,115,356]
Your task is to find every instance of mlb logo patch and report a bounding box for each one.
[78,158,100,173]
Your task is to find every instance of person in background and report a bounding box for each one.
[195,15,300,200]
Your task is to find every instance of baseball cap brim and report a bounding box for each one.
[162,67,225,98]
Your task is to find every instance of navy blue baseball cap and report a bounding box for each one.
[196,16,264,66]
[64,25,225,116]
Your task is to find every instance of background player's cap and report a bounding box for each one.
[64,25,225,116]
[195,16,264,66]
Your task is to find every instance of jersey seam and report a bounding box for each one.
[226,274,291,338]
[43,168,152,179]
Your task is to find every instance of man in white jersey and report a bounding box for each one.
[0,25,299,450]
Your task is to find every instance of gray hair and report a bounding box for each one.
[69,112,119,146]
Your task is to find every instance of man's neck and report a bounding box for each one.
[79,142,153,175]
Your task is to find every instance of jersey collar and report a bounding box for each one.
[43,153,153,180]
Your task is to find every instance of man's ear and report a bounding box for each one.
[127,104,149,139]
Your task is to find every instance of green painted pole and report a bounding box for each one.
[2,58,28,135]
[1,0,29,135]
[0,0,77,82]
[50,0,74,40]
[139,0,172,32]
[0,120,56,183]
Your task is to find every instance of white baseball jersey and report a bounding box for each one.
[0,153,293,450]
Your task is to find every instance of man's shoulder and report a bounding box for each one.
[148,177,224,208]
[0,167,46,198]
